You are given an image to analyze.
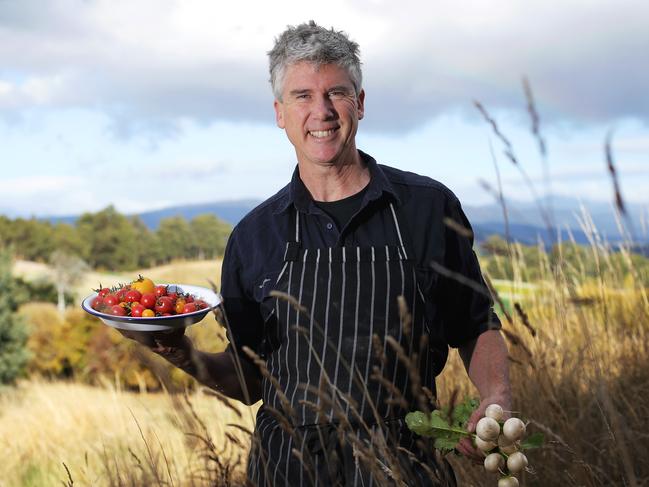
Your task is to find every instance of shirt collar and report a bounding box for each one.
[273,150,401,214]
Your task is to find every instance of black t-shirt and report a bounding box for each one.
[313,184,369,231]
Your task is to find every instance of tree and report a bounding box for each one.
[0,247,29,384]
[52,222,90,260]
[9,218,55,262]
[49,250,89,315]
[77,206,139,270]
[156,216,196,262]
[131,216,164,268]
[189,214,232,259]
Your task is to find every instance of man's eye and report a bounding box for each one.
[329,91,346,98]
[296,94,310,100]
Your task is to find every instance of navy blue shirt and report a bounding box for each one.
[220,150,500,365]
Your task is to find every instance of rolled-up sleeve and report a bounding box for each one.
[437,195,501,348]
[220,227,265,363]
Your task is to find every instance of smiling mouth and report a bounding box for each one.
[308,128,338,138]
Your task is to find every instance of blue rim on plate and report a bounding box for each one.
[81,284,222,332]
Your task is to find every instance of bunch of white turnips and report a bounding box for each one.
[475,404,529,487]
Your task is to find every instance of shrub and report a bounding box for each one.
[0,248,30,384]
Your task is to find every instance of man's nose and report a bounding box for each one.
[312,94,336,119]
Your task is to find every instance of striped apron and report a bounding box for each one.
[247,203,455,486]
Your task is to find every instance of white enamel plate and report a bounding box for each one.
[81,284,222,332]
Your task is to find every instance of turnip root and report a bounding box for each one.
[485,403,504,421]
[475,436,497,453]
[499,442,518,455]
[506,452,528,473]
[484,453,504,473]
[502,418,526,442]
[476,417,501,442]
[498,476,519,487]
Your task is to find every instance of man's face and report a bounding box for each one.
[274,62,365,168]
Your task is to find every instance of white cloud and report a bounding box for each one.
[0,175,84,195]
[0,80,13,96]
[0,0,647,137]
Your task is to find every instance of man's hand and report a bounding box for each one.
[117,327,186,352]
[457,329,512,463]
[455,394,511,462]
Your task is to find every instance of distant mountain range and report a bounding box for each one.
[44,199,260,229]
[38,195,648,247]
[463,195,648,246]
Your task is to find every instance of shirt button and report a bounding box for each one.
[326,223,333,230]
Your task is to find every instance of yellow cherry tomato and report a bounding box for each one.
[141,309,155,318]
[131,276,155,294]
[174,298,186,314]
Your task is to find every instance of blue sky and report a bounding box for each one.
[1,0,647,217]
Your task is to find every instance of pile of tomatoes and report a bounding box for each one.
[90,275,209,318]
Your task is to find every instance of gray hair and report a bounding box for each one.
[268,20,362,101]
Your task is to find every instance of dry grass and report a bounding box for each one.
[4,260,649,486]
[7,246,649,486]
[437,264,649,486]
[0,380,258,487]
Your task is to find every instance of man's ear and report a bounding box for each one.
[357,89,365,120]
[274,99,285,129]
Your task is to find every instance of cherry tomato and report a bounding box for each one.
[174,298,186,314]
[182,302,199,314]
[141,309,155,318]
[131,303,145,317]
[91,296,104,310]
[131,276,155,294]
[140,293,156,309]
[116,287,130,303]
[154,296,174,314]
[194,299,208,310]
[125,289,142,303]
[154,285,168,297]
[109,305,126,316]
[97,287,111,298]
[184,294,194,303]
[104,294,120,307]
[167,292,178,301]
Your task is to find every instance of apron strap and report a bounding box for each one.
[389,201,416,261]
[284,199,416,262]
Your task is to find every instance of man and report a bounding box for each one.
[122,21,511,486]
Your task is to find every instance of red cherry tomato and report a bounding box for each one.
[109,305,126,316]
[154,285,168,297]
[131,303,145,317]
[104,294,120,306]
[140,293,156,309]
[167,292,178,301]
[182,302,199,314]
[194,299,208,310]
[154,296,174,314]
[117,287,131,303]
[91,296,104,310]
[97,287,111,298]
[124,289,142,303]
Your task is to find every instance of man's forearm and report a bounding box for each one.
[154,336,262,405]
[459,329,512,408]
